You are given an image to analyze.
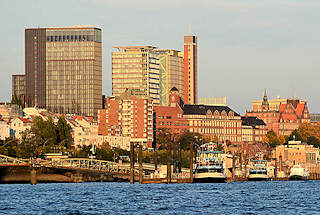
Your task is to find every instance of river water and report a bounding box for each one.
[0,181,319,214]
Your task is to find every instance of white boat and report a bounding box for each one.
[248,160,270,181]
[193,143,227,183]
[289,164,309,180]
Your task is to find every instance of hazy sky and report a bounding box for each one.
[1,0,319,114]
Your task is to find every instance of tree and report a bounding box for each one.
[307,136,320,148]
[16,130,42,158]
[286,123,320,147]
[287,129,302,142]
[155,128,172,150]
[56,116,73,149]
[265,130,282,147]
[11,94,24,109]
[296,123,320,143]
[177,131,202,150]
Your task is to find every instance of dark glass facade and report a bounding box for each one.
[25,27,102,117]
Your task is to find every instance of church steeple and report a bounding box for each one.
[262,89,269,110]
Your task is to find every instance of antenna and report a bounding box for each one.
[293,90,296,100]
[188,24,191,35]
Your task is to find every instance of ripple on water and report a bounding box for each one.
[0,181,320,214]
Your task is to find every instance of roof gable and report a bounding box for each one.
[183,104,240,117]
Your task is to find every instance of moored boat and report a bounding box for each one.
[194,143,227,183]
[289,164,309,180]
[248,160,270,181]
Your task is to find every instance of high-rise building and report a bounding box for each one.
[156,50,184,106]
[12,75,25,104]
[98,89,154,148]
[184,35,198,105]
[25,26,102,117]
[112,46,160,105]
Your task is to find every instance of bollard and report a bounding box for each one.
[232,154,236,179]
[30,168,37,185]
[130,142,135,184]
[139,144,143,184]
[244,155,247,179]
[189,143,193,183]
[167,141,171,184]
[154,151,158,171]
[274,158,278,180]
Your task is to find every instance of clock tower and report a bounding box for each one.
[169,87,180,107]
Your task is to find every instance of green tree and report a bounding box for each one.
[16,130,42,158]
[56,116,73,149]
[287,129,303,142]
[11,94,24,109]
[307,136,320,148]
[155,128,172,150]
[178,131,202,150]
[265,130,281,147]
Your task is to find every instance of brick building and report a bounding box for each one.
[98,89,154,148]
[246,91,310,136]
[241,116,267,144]
[154,88,242,145]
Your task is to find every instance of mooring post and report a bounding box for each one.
[274,158,278,180]
[30,167,37,185]
[154,150,158,171]
[189,143,193,183]
[244,155,247,179]
[232,153,236,179]
[172,139,177,174]
[130,142,135,184]
[139,144,143,184]
[167,141,171,184]
[239,152,242,171]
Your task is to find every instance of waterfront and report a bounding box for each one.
[0,181,320,214]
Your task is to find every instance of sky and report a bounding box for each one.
[0,0,319,114]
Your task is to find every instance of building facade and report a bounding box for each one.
[155,88,242,145]
[156,50,184,106]
[246,92,310,136]
[112,46,160,105]
[273,140,320,168]
[154,87,188,135]
[25,26,102,117]
[184,35,198,105]
[12,75,25,104]
[98,89,154,148]
[241,116,267,144]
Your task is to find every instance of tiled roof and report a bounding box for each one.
[279,104,286,113]
[18,117,33,123]
[281,114,298,122]
[295,103,305,117]
[241,116,266,126]
[183,104,240,116]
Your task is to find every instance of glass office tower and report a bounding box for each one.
[25,26,102,117]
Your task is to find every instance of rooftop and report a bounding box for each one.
[114,46,157,51]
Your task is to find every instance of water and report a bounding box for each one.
[0,181,320,214]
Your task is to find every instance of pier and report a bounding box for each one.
[2,153,320,184]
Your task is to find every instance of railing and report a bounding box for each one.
[0,155,28,166]
[44,158,139,175]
